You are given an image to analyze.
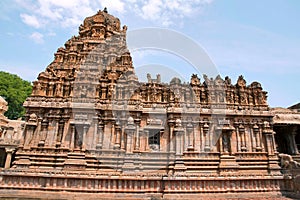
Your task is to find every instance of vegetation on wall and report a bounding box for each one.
[0,71,32,119]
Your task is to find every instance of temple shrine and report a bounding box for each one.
[0,9,299,199]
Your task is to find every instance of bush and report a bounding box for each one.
[0,71,32,119]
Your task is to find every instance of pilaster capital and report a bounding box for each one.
[5,148,15,154]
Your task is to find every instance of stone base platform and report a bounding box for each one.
[0,190,296,200]
[0,169,294,199]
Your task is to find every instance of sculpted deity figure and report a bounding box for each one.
[157,74,161,83]
[225,76,231,86]
[222,132,230,153]
[147,73,151,83]
[237,75,246,88]
[55,82,63,97]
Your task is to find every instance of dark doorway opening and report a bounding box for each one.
[0,148,7,168]
[274,126,290,154]
[295,130,300,153]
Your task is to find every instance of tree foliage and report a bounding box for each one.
[0,71,32,119]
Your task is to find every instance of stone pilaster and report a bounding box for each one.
[4,148,14,169]
[186,122,194,151]
[114,121,121,149]
[203,122,210,152]
[134,118,141,151]
[168,118,175,153]
[96,120,104,150]
[70,124,75,150]
[291,126,299,155]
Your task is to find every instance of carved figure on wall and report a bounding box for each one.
[55,82,63,97]
[75,128,83,149]
[157,74,161,83]
[237,75,246,88]
[225,76,231,85]
[222,132,231,153]
[191,74,200,85]
[147,73,151,83]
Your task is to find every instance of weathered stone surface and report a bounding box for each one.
[0,96,25,168]
[0,8,299,199]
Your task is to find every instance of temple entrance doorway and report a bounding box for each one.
[274,126,290,154]
[274,125,299,155]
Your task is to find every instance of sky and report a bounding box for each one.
[0,0,299,108]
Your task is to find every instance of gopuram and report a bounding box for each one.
[0,9,299,199]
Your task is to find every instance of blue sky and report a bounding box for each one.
[0,0,299,107]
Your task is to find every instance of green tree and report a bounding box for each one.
[0,71,32,119]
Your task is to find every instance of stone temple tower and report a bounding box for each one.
[0,9,292,199]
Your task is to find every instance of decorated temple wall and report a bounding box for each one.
[2,9,299,197]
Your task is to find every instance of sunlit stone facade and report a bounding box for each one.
[0,9,299,199]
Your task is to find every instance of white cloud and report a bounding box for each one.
[17,0,213,30]
[141,0,163,21]
[20,14,41,28]
[134,0,213,26]
[99,0,125,14]
[29,32,44,44]
[17,0,97,29]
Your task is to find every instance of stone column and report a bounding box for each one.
[126,130,134,153]
[250,124,256,152]
[82,124,89,151]
[253,124,261,151]
[168,119,175,153]
[203,123,210,152]
[39,119,48,146]
[186,122,194,151]
[125,117,136,153]
[147,89,150,102]
[4,148,14,169]
[194,121,201,152]
[239,124,246,152]
[173,118,186,172]
[111,120,115,149]
[56,119,65,145]
[235,123,241,152]
[263,122,275,155]
[120,125,125,150]
[114,122,121,149]
[258,123,265,152]
[70,124,75,150]
[102,119,110,149]
[24,125,35,149]
[291,127,299,155]
[61,118,70,148]
[51,118,59,147]
[32,119,42,147]
[174,129,184,156]
[134,118,141,151]
[263,121,281,173]
[199,122,204,152]
[144,130,149,151]
[245,126,251,152]
[174,119,184,156]
[91,117,98,149]
[96,120,104,149]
